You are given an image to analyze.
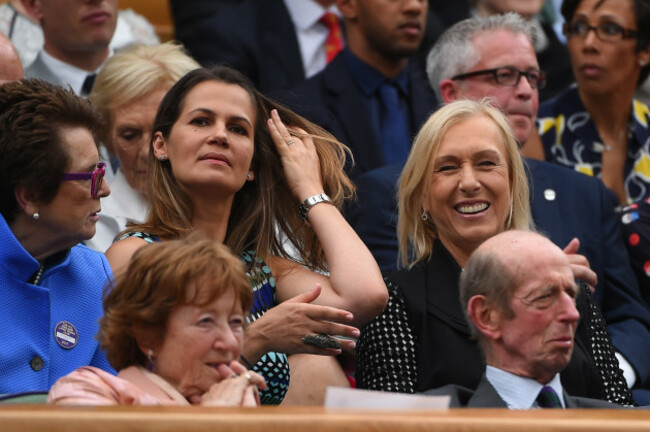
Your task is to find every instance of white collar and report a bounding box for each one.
[486,366,565,409]
[283,0,338,31]
[39,49,110,95]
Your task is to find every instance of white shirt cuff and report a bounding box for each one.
[615,351,637,388]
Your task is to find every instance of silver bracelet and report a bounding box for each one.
[299,193,332,222]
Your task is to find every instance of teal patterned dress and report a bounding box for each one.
[118,233,290,404]
[239,250,290,405]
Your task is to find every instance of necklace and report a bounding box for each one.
[28,265,45,285]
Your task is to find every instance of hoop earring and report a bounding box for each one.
[421,210,429,221]
[146,349,155,372]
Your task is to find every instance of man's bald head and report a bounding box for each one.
[0,33,24,85]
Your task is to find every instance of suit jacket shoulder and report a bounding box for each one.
[283,55,437,175]
[466,374,625,409]
[24,52,66,87]
[183,0,304,93]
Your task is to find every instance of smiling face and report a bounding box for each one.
[153,80,256,199]
[493,237,579,383]
[566,0,650,96]
[37,126,110,248]
[153,285,245,404]
[450,29,539,145]
[423,114,511,259]
[110,89,168,194]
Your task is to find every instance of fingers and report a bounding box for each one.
[563,237,580,255]
[285,284,322,305]
[569,263,598,290]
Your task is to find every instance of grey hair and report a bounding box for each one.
[426,12,537,102]
[459,243,517,341]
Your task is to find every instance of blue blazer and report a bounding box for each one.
[347,158,650,388]
[281,52,437,176]
[182,0,305,94]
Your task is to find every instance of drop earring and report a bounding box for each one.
[146,349,155,372]
[33,209,40,220]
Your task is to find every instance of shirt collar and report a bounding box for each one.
[342,49,410,97]
[40,49,110,95]
[486,366,566,409]
[283,0,338,31]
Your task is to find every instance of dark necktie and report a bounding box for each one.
[536,386,562,408]
[81,73,96,97]
[378,81,410,164]
[320,12,344,63]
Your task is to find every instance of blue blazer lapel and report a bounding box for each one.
[525,158,566,244]
[321,56,386,172]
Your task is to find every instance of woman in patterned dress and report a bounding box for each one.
[535,0,650,204]
[105,66,387,405]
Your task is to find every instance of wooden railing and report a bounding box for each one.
[0,405,649,432]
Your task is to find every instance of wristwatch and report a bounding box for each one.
[299,193,332,222]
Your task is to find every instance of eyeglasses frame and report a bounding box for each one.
[60,162,106,198]
[563,21,638,43]
[450,66,547,90]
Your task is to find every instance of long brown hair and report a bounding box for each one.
[125,66,354,270]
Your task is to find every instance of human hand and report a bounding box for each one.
[563,238,597,292]
[246,284,359,359]
[267,109,324,202]
[200,361,267,407]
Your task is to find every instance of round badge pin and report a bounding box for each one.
[543,189,556,201]
[54,321,78,349]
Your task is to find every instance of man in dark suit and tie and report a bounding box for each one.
[22,0,117,97]
[348,12,650,404]
[182,0,342,95]
[455,230,623,409]
[282,0,436,176]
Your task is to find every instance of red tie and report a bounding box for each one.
[320,12,343,63]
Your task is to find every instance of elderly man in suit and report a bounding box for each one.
[457,230,622,409]
[350,12,650,405]
[282,0,436,176]
[22,0,117,96]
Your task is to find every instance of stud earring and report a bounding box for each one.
[640,60,647,67]
[33,211,40,220]
[159,155,166,161]
[247,172,254,181]
[421,210,429,221]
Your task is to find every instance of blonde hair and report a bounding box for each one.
[89,42,200,145]
[397,99,530,267]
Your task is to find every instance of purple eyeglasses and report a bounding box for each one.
[60,162,106,198]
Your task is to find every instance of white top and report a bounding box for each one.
[485,366,566,409]
[85,168,147,252]
[0,5,159,69]
[283,0,341,78]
